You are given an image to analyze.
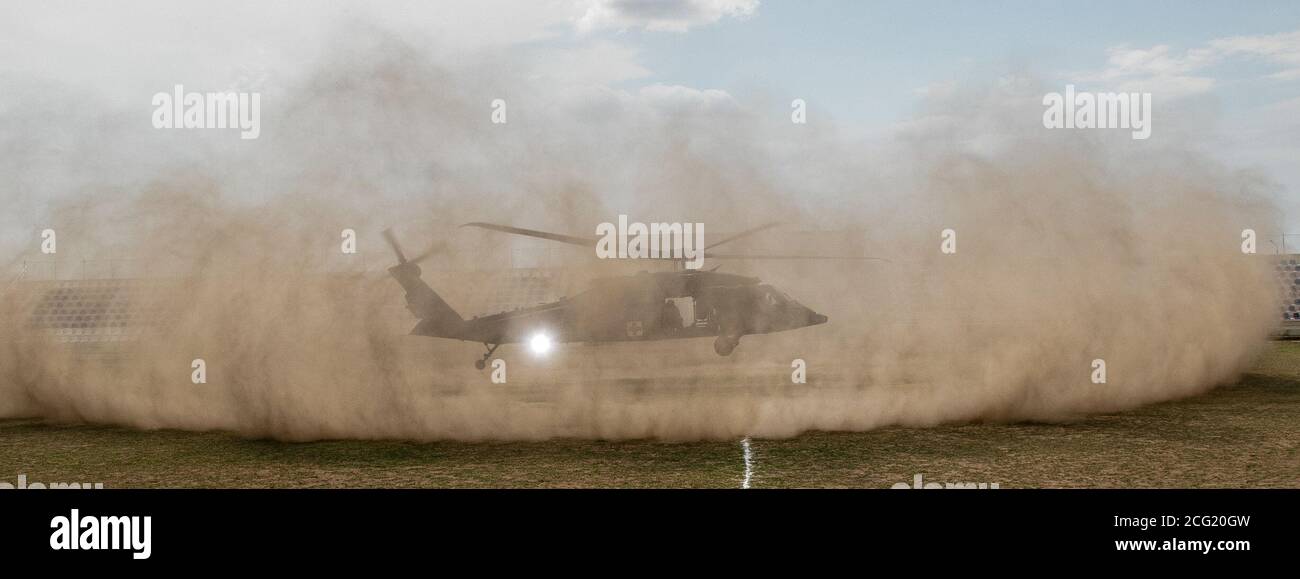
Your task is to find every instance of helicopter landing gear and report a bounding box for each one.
[714,334,740,356]
[475,343,499,370]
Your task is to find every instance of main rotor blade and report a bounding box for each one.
[461,222,596,248]
[704,221,782,251]
[381,228,408,264]
[406,240,451,265]
[704,252,891,262]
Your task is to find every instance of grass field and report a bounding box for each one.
[2,342,1297,488]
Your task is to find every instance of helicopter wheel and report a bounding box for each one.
[714,335,739,356]
[475,343,499,370]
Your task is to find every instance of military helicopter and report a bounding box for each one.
[382,222,877,369]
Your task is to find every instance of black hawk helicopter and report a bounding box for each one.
[383,222,877,369]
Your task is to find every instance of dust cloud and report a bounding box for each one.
[0,24,1282,441]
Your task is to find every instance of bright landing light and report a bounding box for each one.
[529,332,553,356]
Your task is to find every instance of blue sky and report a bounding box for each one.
[3,0,1299,236]
[553,0,1300,229]
[595,1,1300,125]
[5,1,1296,151]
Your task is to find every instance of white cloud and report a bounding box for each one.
[0,0,582,106]
[913,80,958,99]
[1108,73,1217,99]
[1076,29,1300,99]
[1098,45,1219,78]
[575,0,758,33]
[1269,68,1300,81]
[1075,44,1219,98]
[526,40,652,87]
[1210,29,1300,67]
[636,83,734,108]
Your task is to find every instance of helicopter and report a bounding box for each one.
[382,222,877,369]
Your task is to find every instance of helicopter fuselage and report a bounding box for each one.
[409,269,827,349]
[382,224,840,366]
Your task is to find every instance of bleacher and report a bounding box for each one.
[10,267,570,347]
[1276,257,1300,338]
[22,279,179,344]
[10,247,1300,345]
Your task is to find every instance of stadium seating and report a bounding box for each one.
[22,279,175,344]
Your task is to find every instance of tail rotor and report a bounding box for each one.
[381,227,465,333]
[383,228,444,266]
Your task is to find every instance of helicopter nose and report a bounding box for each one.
[810,311,828,325]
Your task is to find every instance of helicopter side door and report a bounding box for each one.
[569,277,663,341]
[622,276,665,339]
[697,285,753,338]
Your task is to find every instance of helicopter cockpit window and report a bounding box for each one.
[761,287,785,307]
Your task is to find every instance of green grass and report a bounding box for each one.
[2,343,1298,488]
